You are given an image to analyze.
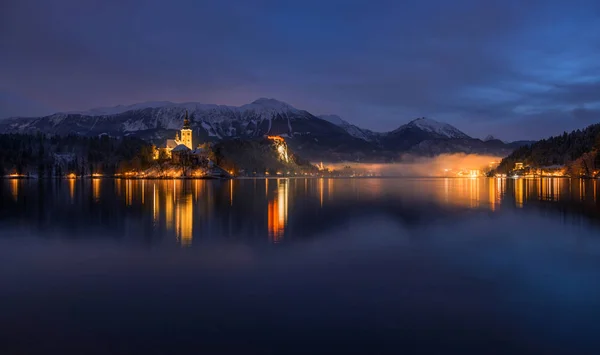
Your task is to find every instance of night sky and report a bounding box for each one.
[2,0,600,140]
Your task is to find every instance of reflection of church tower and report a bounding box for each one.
[180,110,193,149]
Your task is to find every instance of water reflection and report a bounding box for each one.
[176,190,193,247]
[3,177,600,246]
[268,179,289,242]
[10,179,19,202]
[5,177,600,355]
[68,178,75,202]
[515,178,524,208]
[92,178,101,202]
[319,178,324,207]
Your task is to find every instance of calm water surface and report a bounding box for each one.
[2,177,600,354]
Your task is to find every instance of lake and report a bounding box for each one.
[2,177,600,354]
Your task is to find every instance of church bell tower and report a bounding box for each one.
[180,110,193,149]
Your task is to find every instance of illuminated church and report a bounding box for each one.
[154,111,193,159]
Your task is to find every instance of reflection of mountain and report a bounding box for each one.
[2,178,600,243]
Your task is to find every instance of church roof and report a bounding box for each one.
[172,144,191,152]
[166,139,178,149]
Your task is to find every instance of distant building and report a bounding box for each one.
[154,111,194,159]
[515,162,524,170]
[170,144,191,164]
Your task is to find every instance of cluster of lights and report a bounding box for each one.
[510,168,568,178]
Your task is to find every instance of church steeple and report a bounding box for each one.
[179,110,193,149]
[182,110,190,130]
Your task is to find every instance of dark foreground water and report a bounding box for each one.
[2,177,600,354]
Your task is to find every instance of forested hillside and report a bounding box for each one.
[496,124,600,176]
[0,134,154,177]
[212,138,317,176]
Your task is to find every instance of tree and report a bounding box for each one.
[156,150,170,177]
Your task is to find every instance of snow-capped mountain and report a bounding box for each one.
[0,99,524,161]
[2,98,340,139]
[318,114,379,142]
[377,117,468,151]
[393,117,470,139]
[66,101,175,116]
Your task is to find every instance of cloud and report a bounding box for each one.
[1,0,600,139]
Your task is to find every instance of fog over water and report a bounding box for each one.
[324,153,502,176]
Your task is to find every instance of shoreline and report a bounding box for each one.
[1,175,593,180]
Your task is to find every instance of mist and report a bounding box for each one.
[325,154,503,177]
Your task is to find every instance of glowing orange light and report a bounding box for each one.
[267,180,288,242]
[267,135,284,142]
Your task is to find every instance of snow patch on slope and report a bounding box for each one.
[242,98,298,112]
[405,117,470,139]
[123,119,150,132]
[67,101,174,116]
[319,114,345,126]
[318,114,375,141]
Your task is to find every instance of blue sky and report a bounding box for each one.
[1,0,600,140]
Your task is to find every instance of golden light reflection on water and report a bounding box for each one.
[176,192,193,247]
[539,178,562,201]
[165,182,174,231]
[115,179,121,197]
[126,180,133,206]
[92,178,100,202]
[10,179,19,201]
[9,177,597,247]
[515,178,524,208]
[327,177,596,211]
[69,178,75,202]
[319,178,324,208]
[268,179,289,242]
[470,178,480,208]
[153,183,159,224]
[150,180,195,247]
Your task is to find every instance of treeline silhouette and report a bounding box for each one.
[0,133,154,177]
[497,123,600,176]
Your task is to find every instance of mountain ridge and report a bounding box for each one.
[0,98,527,161]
